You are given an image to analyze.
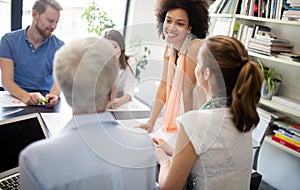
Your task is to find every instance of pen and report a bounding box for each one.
[40,99,49,103]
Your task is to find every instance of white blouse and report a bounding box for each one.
[117,56,136,96]
[177,108,253,190]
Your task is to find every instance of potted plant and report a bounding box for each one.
[126,37,151,81]
[81,1,115,36]
[81,1,150,81]
[257,59,282,99]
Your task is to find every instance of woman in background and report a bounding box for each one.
[139,0,209,133]
[104,29,136,109]
[154,35,263,189]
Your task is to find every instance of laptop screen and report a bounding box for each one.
[0,113,48,173]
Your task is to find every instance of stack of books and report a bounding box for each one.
[272,122,300,153]
[248,31,294,55]
[282,0,300,21]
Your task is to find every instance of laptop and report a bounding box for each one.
[0,113,49,189]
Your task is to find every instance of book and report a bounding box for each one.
[244,27,254,49]
[248,47,273,55]
[236,23,244,41]
[276,129,300,141]
[217,0,229,13]
[276,52,300,60]
[274,130,300,146]
[248,42,293,54]
[273,120,300,136]
[271,96,300,110]
[249,37,293,47]
[272,135,300,153]
[257,107,286,120]
[290,123,300,133]
[209,0,223,13]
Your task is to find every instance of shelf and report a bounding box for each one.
[264,135,300,158]
[249,51,300,67]
[235,14,300,26]
[259,98,300,118]
[209,13,235,18]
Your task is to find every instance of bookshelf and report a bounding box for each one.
[208,1,300,189]
[249,51,300,67]
[259,98,300,119]
[264,135,300,158]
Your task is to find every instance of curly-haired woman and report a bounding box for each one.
[139,0,209,133]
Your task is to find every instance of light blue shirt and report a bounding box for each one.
[19,112,156,190]
[0,27,64,93]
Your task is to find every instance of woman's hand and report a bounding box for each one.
[153,137,174,156]
[155,147,170,165]
[138,120,155,133]
[109,98,121,109]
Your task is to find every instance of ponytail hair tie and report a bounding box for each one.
[242,59,249,64]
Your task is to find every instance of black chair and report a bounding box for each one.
[250,171,263,190]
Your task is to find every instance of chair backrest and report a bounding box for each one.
[252,115,271,147]
[133,78,160,108]
[252,111,271,170]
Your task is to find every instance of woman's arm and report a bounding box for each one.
[157,124,198,190]
[183,40,204,112]
[110,57,136,108]
[139,51,168,132]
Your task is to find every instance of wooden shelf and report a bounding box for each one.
[264,135,300,158]
[259,98,300,118]
[249,52,300,67]
[235,14,300,26]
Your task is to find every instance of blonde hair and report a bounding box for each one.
[200,35,262,132]
[53,37,118,113]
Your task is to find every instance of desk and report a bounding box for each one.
[0,95,71,120]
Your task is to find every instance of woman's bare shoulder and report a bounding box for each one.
[187,39,205,60]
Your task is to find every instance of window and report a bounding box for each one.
[0,0,11,38]
[22,0,127,43]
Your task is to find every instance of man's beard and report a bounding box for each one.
[36,21,52,39]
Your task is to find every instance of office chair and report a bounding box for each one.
[252,110,272,170]
[133,78,160,109]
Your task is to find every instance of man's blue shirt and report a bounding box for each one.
[0,28,64,93]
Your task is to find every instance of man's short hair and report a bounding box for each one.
[33,0,63,14]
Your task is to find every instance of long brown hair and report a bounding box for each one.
[201,35,263,133]
[104,29,133,75]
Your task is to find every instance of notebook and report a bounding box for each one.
[0,113,49,189]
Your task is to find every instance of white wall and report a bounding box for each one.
[125,0,165,82]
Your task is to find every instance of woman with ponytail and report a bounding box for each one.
[154,35,262,189]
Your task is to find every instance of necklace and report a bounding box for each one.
[200,96,231,110]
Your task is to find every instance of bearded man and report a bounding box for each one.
[0,0,64,106]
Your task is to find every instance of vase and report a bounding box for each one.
[261,80,281,100]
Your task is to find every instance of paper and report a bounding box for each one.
[106,98,151,112]
[117,117,178,147]
[41,112,72,137]
[0,91,45,107]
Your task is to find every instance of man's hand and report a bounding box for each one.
[44,94,59,107]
